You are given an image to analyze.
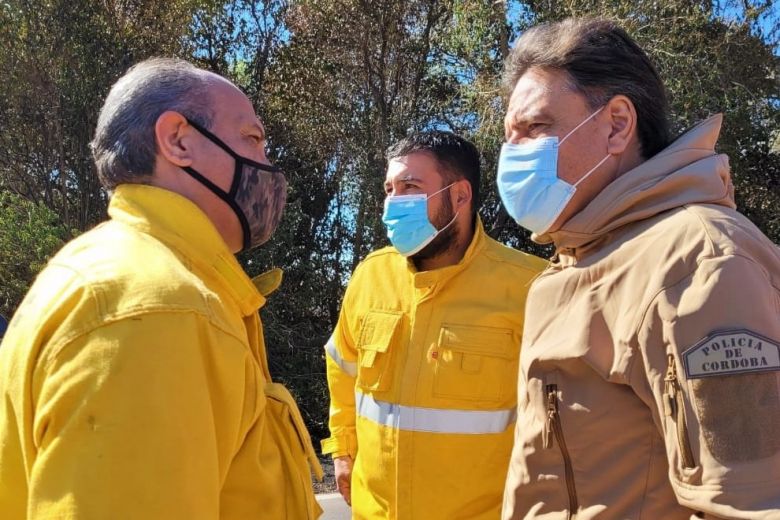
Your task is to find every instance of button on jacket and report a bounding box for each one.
[322,220,546,519]
[503,115,780,519]
[0,184,322,519]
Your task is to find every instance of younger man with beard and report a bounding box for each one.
[322,131,545,519]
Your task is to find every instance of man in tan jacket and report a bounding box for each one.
[498,18,780,519]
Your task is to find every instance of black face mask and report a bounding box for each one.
[183,118,288,251]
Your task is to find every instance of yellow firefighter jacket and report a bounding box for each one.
[323,219,546,519]
[503,115,780,519]
[0,184,322,519]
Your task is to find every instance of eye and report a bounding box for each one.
[527,123,545,135]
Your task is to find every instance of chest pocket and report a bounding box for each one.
[433,324,517,404]
[356,310,403,393]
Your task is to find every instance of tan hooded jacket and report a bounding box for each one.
[503,115,780,520]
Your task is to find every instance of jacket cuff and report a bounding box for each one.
[321,433,357,459]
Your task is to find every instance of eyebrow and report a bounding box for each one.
[244,121,266,141]
[510,107,550,125]
[385,176,424,185]
[507,109,558,138]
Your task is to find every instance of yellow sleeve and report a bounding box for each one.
[321,288,359,459]
[636,254,780,518]
[30,311,241,519]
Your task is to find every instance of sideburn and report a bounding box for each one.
[412,191,457,261]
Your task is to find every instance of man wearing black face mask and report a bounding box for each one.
[0,58,322,519]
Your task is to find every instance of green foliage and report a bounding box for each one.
[0,192,69,317]
[0,0,777,441]
[0,0,208,230]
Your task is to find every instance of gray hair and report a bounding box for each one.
[91,58,214,190]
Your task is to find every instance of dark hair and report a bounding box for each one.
[386,131,481,218]
[504,17,670,158]
[91,58,214,190]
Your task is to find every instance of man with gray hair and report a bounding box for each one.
[0,58,322,519]
[498,17,780,519]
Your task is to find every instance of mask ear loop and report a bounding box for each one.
[185,117,281,195]
[559,105,611,188]
[560,105,605,145]
[429,181,464,232]
[573,153,612,188]
[183,118,254,250]
[431,211,460,238]
[426,181,457,200]
[385,181,456,202]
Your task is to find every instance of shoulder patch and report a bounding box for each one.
[683,329,780,379]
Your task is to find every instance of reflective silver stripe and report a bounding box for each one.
[356,392,516,434]
[324,336,357,377]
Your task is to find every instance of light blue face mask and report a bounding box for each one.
[382,183,457,257]
[497,107,611,234]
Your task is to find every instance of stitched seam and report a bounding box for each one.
[481,251,548,277]
[672,476,780,491]
[43,307,246,366]
[626,207,717,378]
[628,252,778,382]
[636,420,657,519]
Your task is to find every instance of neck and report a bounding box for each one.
[149,166,243,253]
[414,218,475,272]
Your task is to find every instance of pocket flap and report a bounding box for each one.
[358,310,403,353]
[439,324,515,359]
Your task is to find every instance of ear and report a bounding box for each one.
[604,95,637,156]
[155,111,195,168]
[453,178,472,210]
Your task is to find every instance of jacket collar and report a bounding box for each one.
[411,217,487,289]
[108,184,265,316]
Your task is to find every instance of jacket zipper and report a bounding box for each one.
[544,384,578,520]
[663,354,696,469]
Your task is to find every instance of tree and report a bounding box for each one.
[0,0,208,232]
[0,0,776,442]
[0,192,68,318]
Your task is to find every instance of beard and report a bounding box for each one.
[412,194,458,262]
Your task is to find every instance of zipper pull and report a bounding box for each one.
[663,354,677,417]
[663,354,696,469]
[544,384,558,449]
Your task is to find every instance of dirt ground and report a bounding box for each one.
[314,455,337,494]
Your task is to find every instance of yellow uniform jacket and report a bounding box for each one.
[0,184,321,519]
[323,220,545,519]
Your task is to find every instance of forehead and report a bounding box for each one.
[506,67,580,120]
[385,151,442,183]
[209,78,263,130]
